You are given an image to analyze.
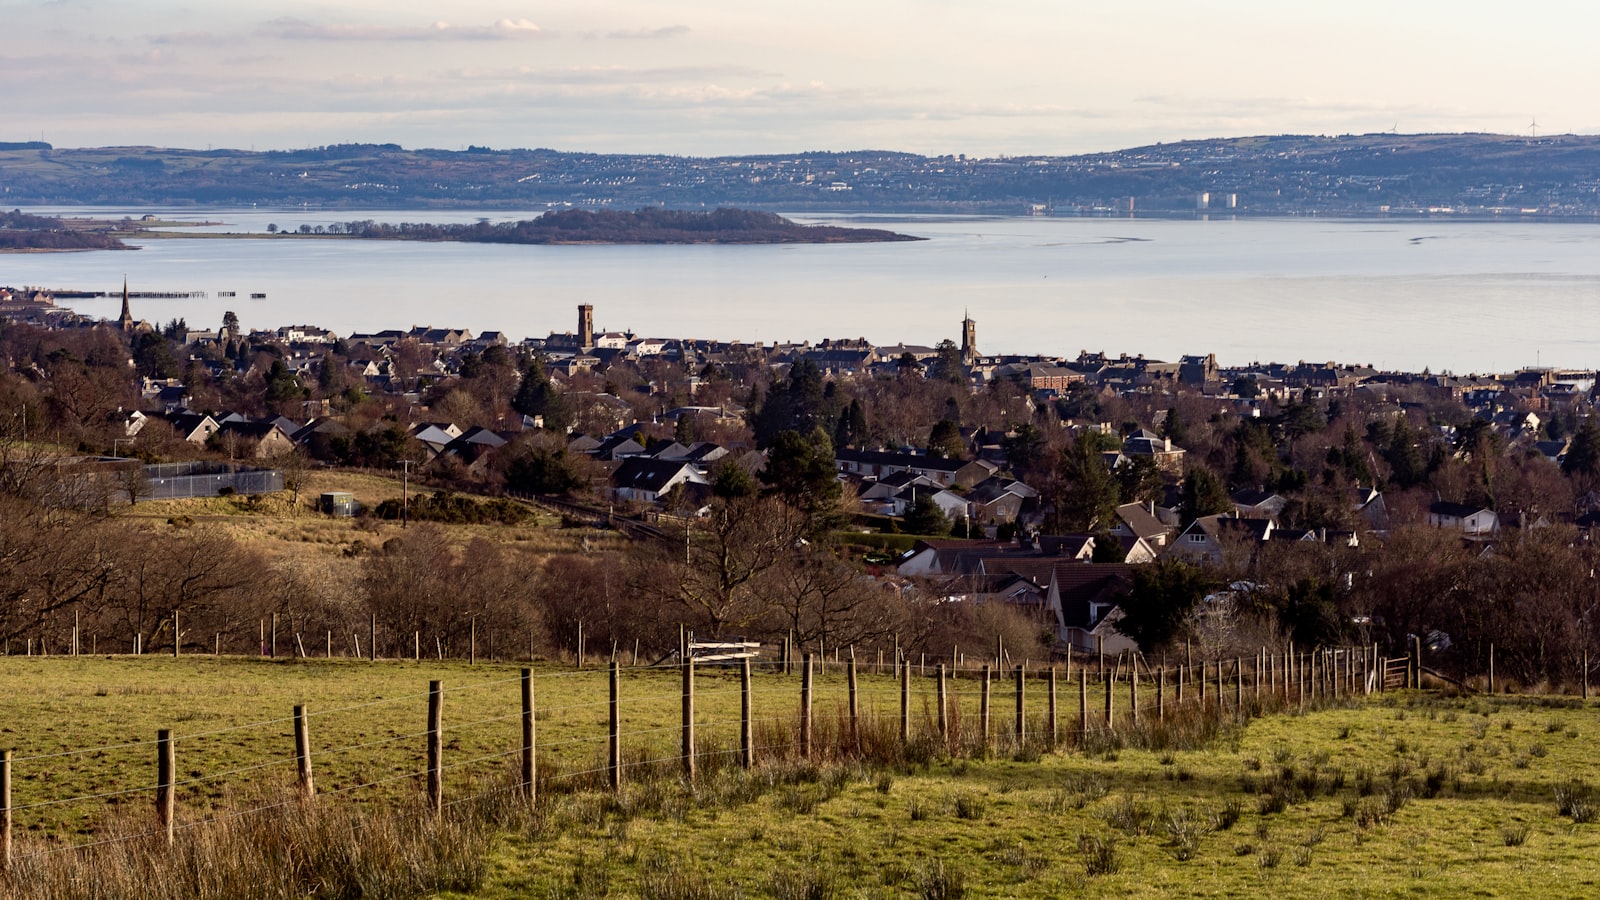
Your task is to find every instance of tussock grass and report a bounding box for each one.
[1,788,504,900]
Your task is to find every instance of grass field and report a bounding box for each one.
[6,656,1600,897]
[465,694,1600,899]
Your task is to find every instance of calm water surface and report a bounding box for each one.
[6,210,1600,374]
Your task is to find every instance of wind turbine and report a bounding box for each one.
[1530,116,1539,139]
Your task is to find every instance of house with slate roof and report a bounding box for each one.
[1045,563,1139,653]
[1166,514,1275,566]
[1428,501,1499,536]
[611,457,710,504]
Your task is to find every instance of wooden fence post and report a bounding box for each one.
[521,668,536,802]
[369,614,377,662]
[936,663,949,743]
[848,656,860,751]
[2,748,11,870]
[740,658,753,770]
[1177,662,1186,706]
[1129,662,1139,725]
[1585,650,1591,701]
[979,666,992,748]
[682,658,696,779]
[1014,664,1026,748]
[609,662,621,790]
[294,705,314,801]
[1048,666,1058,746]
[1078,670,1089,739]
[900,659,911,745]
[156,729,175,844]
[1157,667,1166,721]
[1235,657,1243,712]
[427,681,443,815]
[172,610,179,658]
[800,653,814,759]
[1103,669,1114,729]
[1488,643,1495,695]
[1255,650,1263,703]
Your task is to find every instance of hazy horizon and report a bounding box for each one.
[13,129,1579,159]
[6,1,1594,158]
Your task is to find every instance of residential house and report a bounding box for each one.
[1352,486,1389,532]
[436,427,508,475]
[410,422,463,460]
[1046,563,1139,653]
[215,420,296,459]
[1166,515,1274,566]
[1121,430,1186,478]
[1112,502,1172,549]
[162,411,221,444]
[611,457,710,505]
[588,434,649,462]
[965,477,1039,526]
[1428,501,1499,536]
[836,449,998,488]
[1229,489,1288,520]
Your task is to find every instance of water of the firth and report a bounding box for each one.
[6,210,1600,374]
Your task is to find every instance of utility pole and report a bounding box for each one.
[401,459,410,528]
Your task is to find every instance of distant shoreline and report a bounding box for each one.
[7,208,923,249]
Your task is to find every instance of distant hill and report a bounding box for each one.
[1,134,1597,215]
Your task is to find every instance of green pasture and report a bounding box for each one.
[469,693,1600,899]
[8,656,1600,897]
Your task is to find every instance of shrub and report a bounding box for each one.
[1077,835,1120,876]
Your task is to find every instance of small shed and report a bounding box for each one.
[320,491,357,517]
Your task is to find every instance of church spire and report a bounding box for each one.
[118,276,134,332]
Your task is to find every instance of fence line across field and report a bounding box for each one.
[0,646,1395,866]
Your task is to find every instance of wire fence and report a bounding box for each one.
[0,645,1391,868]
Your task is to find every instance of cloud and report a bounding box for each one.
[260,17,547,42]
[452,64,772,85]
[147,30,238,47]
[604,25,689,40]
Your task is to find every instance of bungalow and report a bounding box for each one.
[611,457,710,505]
[589,434,649,461]
[1046,563,1139,653]
[1113,502,1172,549]
[1166,515,1274,566]
[163,411,221,444]
[410,422,463,460]
[1230,489,1288,520]
[836,448,998,489]
[215,420,296,459]
[965,477,1039,526]
[1428,501,1499,536]
[894,484,968,521]
[896,539,1014,577]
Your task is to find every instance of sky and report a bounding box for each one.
[5,0,1598,157]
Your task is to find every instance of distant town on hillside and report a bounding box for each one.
[6,132,1600,216]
